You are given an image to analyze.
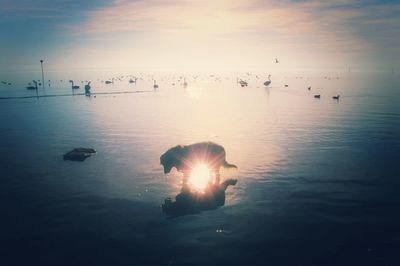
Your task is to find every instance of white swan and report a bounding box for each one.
[264,75,271,86]
[69,80,80,89]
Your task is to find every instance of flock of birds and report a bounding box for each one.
[2,68,340,100]
[237,73,340,100]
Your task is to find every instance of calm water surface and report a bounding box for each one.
[1,71,399,265]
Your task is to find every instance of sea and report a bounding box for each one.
[0,70,399,266]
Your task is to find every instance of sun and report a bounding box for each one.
[188,164,212,192]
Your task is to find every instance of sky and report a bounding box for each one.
[0,0,399,72]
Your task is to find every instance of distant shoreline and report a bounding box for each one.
[0,90,152,100]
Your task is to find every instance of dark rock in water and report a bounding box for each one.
[63,148,96,161]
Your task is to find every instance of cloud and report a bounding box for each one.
[66,0,381,67]
[67,0,370,48]
[2,0,399,71]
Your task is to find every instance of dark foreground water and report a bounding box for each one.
[1,71,399,265]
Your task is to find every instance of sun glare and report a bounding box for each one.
[189,164,211,191]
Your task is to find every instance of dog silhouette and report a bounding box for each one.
[160,142,237,187]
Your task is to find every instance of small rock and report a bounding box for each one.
[63,148,96,161]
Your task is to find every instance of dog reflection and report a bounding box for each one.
[162,179,237,218]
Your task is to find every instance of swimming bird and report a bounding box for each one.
[275,58,279,63]
[69,80,80,89]
[308,86,311,90]
[332,95,340,100]
[85,81,91,95]
[239,80,248,87]
[105,79,113,84]
[183,78,188,88]
[26,80,38,90]
[153,80,159,89]
[263,75,271,86]
[314,94,321,99]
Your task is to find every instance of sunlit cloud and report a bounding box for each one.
[1,0,399,71]
[61,0,376,70]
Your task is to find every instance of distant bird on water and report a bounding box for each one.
[85,81,91,95]
[26,80,38,90]
[314,94,321,99]
[239,80,248,87]
[105,78,114,84]
[275,58,279,63]
[69,80,80,89]
[153,80,159,89]
[263,75,271,86]
[332,95,340,100]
